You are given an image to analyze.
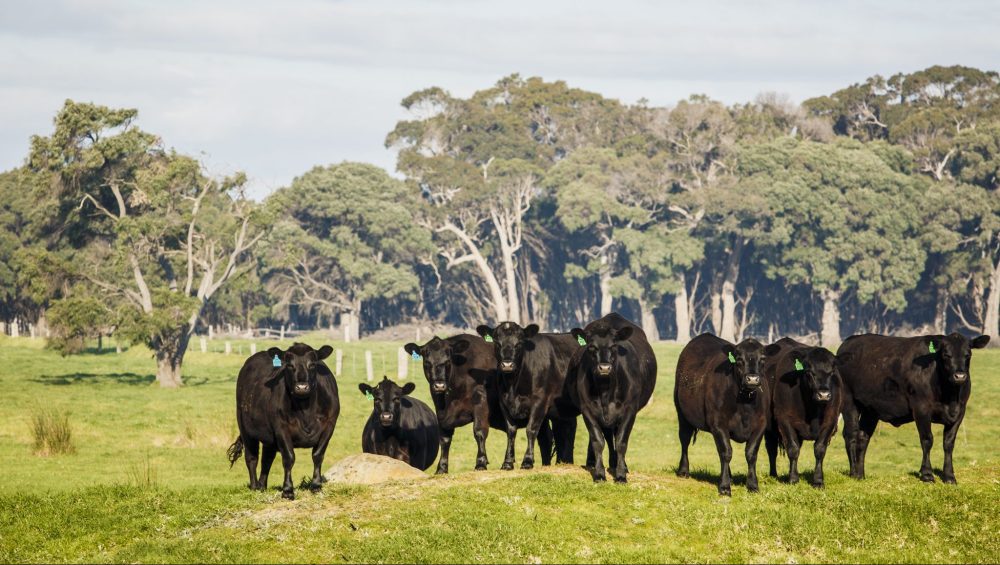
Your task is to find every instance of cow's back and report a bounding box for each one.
[838,334,931,423]
[674,333,730,429]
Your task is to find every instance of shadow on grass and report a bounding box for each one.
[31,373,211,387]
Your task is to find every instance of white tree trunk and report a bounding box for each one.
[933,289,948,334]
[673,275,690,344]
[439,222,508,322]
[984,256,1000,345]
[820,289,842,348]
[638,297,660,342]
[599,266,613,317]
[719,237,743,343]
[710,292,722,336]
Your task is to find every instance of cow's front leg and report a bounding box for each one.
[941,414,965,484]
[276,434,296,500]
[436,427,454,475]
[472,392,490,470]
[521,403,548,470]
[712,430,734,496]
[745,429,764,493]
[612,412,637,484]
[915,412,935,482]
[309,428,334,492]
[501,422,517,471]
[581,410,606,482]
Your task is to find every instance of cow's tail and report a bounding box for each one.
[227,436,244,468]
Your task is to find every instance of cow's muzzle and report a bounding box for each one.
[952,372,968,383]
[431,380,448,394]
[379,412,394,426]
[292,382,311,396]
[596,363,613,376]
[743,374,761,388]
[500,361,515,373]
[815,390,832,403]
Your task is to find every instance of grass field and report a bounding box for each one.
[0,333,998,563]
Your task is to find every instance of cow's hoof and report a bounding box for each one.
[942,475,957,485]
[501,462,514,471]
[308,482,322,493]
[592,475,607,483]
[318,476,328,484]
[281,489,295,500]
[811,481,825,489]
[475,464,488,471]
[614,476,627,484]
[747,484,759,493]
[718,486,732,497]
[676,469,690,479]
[521,461,534,470]
[920,473,935,483]
[435,467,448,475]
[789,476,799,485]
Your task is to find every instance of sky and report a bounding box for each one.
[1,0,998,200]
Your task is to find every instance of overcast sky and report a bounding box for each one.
[1,0,997,199]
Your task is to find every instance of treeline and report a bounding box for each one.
[1,65,998,386]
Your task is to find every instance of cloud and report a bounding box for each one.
[1,0,997,198]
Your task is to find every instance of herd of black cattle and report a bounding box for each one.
[226,312,990,499]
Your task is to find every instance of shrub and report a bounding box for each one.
[31,409,76,455]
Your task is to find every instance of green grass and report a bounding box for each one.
[0,333,998,563]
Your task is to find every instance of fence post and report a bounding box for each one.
[250,343,257,355]
[280,324,285,341]
[225,341,232,355]
[200,336,207,353]
[365,350,373,382]
[208,325,214,340]
[397,347,408,380]
[335,348,343,377]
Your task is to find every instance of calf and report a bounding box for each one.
[763,338,843,488]
[476,322,579,470]
[838,332,990,484]
[227,343,339,499]
[675,334,770,495]
[359,377,440,471]
[567,313,656,483]
[403,335,508,473]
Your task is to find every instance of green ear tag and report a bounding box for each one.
[577,335,587,346]
[484,335,493,343]
[728,352,736,364]
[928,342,936,354]
[794,359,805,371]
[365,391,374,401]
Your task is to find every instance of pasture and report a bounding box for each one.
[0,334,998,563]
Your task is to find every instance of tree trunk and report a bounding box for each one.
[599,254,613,317]
[933,288,949,334]
[350,299,361,342]
[710,292,722,337]
[501,248,521,324]
[984,255,1000,345]
[637,297,660,342]
[673,274,690,344]
[820,289,842,348]
[154,328,191,388]
[719,237,743,343]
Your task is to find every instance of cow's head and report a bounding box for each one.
[267,343,333,399]
[477,322,538,374]
[358,377,415,429]
[786,346,839,403]
[404,337,471,395]
[929,332,990,385]
[570,323,633,377]
[726,338,766,393]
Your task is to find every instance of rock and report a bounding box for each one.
[323,453,429,485]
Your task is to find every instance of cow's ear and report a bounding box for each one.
[267,347,283,359]
[476,325,493,341]
[571,328,587,346]
[524,324,540,339]
[358,383,373,396]
[451,339,471,354]
[790,349,810,372]
[971,335,991,349]
[401,382,416,395]
[316,345,333,360]
[763,343,782,357]
[614,326,633,342]
[404,342,421,356]
[836,351,854,366]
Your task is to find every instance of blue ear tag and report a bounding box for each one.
[928,342,936,354]
[484,335,493,343]
[272,355,282,368]
[577,335,587,346]
[411,351,421,361]
[365,391,374,400]
[794,359,804,371]
[728,352,736,364]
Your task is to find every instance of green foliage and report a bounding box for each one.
[46,296,111,355]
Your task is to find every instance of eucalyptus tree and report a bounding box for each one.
[28,100,266,386]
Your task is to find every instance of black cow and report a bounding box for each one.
[403,335,512,473]
[476,322,579,470]
[359,377,440,471]
[227,343,340,499]
[763,338,843,488]
[567,313,656,483]
[675,334,770,495]
[838,332,990,484]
